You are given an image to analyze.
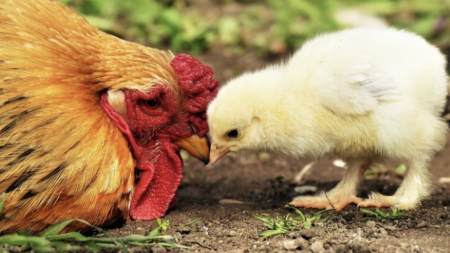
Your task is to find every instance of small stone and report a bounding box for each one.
[365,221,376,228]
[416,222,427,228]
[135,227,146,235]
[310,241,325,253]
[384,225,397,231]
[176,226,191,234]
[283,238,308,250]
[151,244,167,253]
[287,231,302,238]
[228,230,237,237]
[342,213,355,222]
[379,228,388,235]
[300,228,317,239]
[283,239,302,250]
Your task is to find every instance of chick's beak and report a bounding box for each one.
[174,134,210,165]
[209,143,230,165]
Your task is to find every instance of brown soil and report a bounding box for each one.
[104,48,450,253]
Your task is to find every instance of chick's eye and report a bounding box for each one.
[226,129,239,138]
[146,99,159,109]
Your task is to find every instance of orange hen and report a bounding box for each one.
[0,0,218,234]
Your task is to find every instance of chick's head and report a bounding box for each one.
[207,68,286,164]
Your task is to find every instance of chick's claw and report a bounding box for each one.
[290,192,363,211]
[358,199,393,209]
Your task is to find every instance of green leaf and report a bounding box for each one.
[304,219,312,230]
[46,232,92,242]
[260,229,286,239]
[160,220,170,231]
[312,209,333,220]
[85,240,100,252]
[39,219,76,237]
[360,208,378,216]
[0,234,49,245]
[50,241,73,250]
[361,217,371,222]
[113,239,131,253]
[184,218,200,227]
[148,227,161,237]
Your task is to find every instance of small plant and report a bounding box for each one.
[360,207,406,223]
[245,207,333,240]
[148,218,171,237]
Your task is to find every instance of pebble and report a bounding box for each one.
[283,238,309,250]
[365,221,376,228]
[342,213,355,222]
[228,230,237,237]
[416,222,427,228]
[283,239,302,250]
[300,228,317,239]
[151,244,167,253]
[135,227,146,235]
[310,241,325,253]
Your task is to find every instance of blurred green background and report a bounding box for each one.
[58,0,450,55]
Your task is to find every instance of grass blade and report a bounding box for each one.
[39,219,76,237]
[260,230,286,239]
[184,218,200,226]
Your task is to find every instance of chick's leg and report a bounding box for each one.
[359,158,431,210]
[290,159,370,211]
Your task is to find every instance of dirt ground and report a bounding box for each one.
[102,48,450,253]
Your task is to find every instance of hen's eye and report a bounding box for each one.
[146,99,158,109]
[226,129,239,138]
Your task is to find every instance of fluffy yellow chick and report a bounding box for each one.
[207,27,448,211]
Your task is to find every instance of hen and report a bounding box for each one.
[207,27,448,211]
[0,0,218,233]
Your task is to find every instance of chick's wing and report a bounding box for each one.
[309,60,403,116]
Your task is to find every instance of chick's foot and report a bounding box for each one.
[290,191,362,211]
[290,159,371,211]
[358,192,415,210]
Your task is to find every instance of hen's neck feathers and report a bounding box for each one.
[0,0,179,95]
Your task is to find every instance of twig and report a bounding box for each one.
[323,188,335,210]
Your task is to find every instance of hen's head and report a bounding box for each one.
[100,53,218,220]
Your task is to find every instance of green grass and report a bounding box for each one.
[57,0,450,54]
[360,207,407,223]
[245,207,333,240]
[0,193,186,252]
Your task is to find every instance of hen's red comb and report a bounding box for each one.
[171,53,219,137]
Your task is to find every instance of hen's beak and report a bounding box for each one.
[209,143,230,165]
[175,135,210,165]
